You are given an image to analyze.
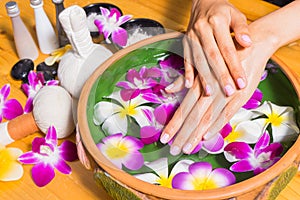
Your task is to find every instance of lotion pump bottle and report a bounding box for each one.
[30,0,59,54]
[6,1,39,60]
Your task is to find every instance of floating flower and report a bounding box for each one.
[94,7,132,46]
[243,88,263,110]
[224,131,283,175]
[158,54,184,85]
[190,132,225,155]
[134,158,193,188]
[0,84,23,122]
[140,104,177,144]
[44,44,72,66]
[116,66,162,101]
[97,133,144,170]
[18,126,78,187]
[220,108,262,144]
[252,101,299,142]
[93,91,153,135]
[172,162,235,190]
[21,71,59,113]
[0,145,23,181]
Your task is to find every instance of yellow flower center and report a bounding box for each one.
[193,177,218,190]
[105,143,129,159]
[157,175,173,188]
[225,128,243,143]
[266,113,283,126]
[0,149,15,178]
[120,103,137,118]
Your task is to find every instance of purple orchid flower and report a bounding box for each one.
[243,88,263,110]
[94,7,132,46]
[159,54,184,85]
[140,104,177,145]
[18,126,78,187]
[224,131,283,175]
[21,71,58,113]
[172,162,236,190]
[0,84,23,122]
[189,133,225,155]
[116,66,162,102]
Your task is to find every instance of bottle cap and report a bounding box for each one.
[30,0,43,6]
[5,1,20,17]
[52,0,64,4]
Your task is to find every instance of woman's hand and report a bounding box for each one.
[161,26,277,156]
[184,0,252,96]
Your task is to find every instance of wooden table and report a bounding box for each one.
[0,0,299,199]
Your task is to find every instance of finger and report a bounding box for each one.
[230,11,252,48]
[182,92,226,154]
[170,92,215,156]
[160,77,201,144]
[165,75,185,93]
[195,23,236,96]
[213,20,247,90]
[187,31,214,96]
[183,36,195,88]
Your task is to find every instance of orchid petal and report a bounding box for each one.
[1,84,10,100]
[54,159,71,174]
[126,69,142,83]
[2,99,23,120]
[100,7,110,17]
[117,15,133,25]
[140,126,161,144]
[27,71,38,86]
[116,81,135,89]
[45,126,58,147]
[230,160,254,172]
[59,140,78,162]
[112,27,128,47]
[46,80,59,86]
[109,8,121,19]
[254,132,270,151]
[21,83,30,97]
[203,133,224,153]
[243,99,262,110]
[141,93,162,104]
[154,104,175,125]
[24,97,33,113]
[32,137,46,153]
[32,162,55,187]
[220,123,232,138]
[224,142,252,159]
[18,152,40,164]
[120,89,140,101]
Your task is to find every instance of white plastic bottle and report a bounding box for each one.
[5,1,39,60]
[30,0,59,54]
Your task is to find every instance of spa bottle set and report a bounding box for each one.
[5,0,64,59]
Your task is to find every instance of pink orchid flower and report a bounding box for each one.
[0,84,23,122]
[94,7,132,46]
[18,126,78,187]
[224,131,283,175]
[21,71,59,113]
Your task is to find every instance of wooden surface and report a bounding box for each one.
[0,0,299,199]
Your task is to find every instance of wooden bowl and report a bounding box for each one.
[78,32,300,200]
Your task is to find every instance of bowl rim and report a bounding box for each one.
[78,31,300,199]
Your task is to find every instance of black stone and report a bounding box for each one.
[11,59,34,83]
[36,62,58,81]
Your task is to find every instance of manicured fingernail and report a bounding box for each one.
[183,143,192,153]
[225,85,234,96]
[241,34,252,44]
[160,133,170,144]
[185,79,191,88]
[203,131,213,140]
[205,85,213,96]
[237,78,246,89]
[165,84,174,91]
[170,146,180,156]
